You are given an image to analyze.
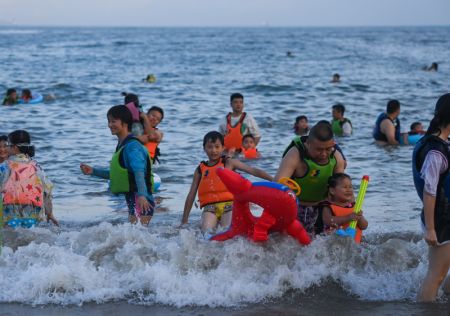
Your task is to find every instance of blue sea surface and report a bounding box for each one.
[0,26,450,313]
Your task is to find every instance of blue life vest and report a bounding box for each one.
[372,113,400,142]
[412,135,450,243]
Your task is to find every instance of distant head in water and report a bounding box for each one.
[21,89,32,102]
[331,73,340,83]
[145,74,156,83]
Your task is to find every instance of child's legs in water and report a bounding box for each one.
[201,211,218,233]
[201,201,232,233]
[218,202,233,228]
[125,193,154,225]
[418,242,450,301]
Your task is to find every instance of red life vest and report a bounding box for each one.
[224,112,246,151]
[197,158,234,207]
[330,203,362,243]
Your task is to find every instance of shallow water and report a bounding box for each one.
[1,26,450,312]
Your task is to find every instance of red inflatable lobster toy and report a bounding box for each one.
[211,168,310,245]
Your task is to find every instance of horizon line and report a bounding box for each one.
[1,24,449,28]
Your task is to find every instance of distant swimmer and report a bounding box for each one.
[293,115,309,136]
[331,73,341,83]
[2,88,18,105]
[402,121,426,145]
[20,89,32,103]
[423,62,438,72]
[145,74,156,83]
[286,51,294,57]
[372,99,402,145]
[409,121,426,135]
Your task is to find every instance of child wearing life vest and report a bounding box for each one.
[140,106,164,164]
[241,134,260,159]
[180,131,272,237]
[219,93,261,155]
[80,105,155,225]
[331,103,352,137]
[0,130,58,228]
[317,173,368,243]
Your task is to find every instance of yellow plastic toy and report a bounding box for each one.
[278,177,301,196]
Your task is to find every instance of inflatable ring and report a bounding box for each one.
[278,177,301,196]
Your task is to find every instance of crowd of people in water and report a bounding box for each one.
[1,65,449,302]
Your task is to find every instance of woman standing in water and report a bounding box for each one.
[413,93,450,301]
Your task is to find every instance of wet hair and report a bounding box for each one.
[426,93,450,136]
[410,121,422,131]
[431,62,438,71]
[6,88,16,96]
[242,134,255,143]
[332,103,345,115]
[328,173,352,189]
[107,105,133,132]
[147,106,164,121]
[386,100,400,114]
[203,131,224,147]
[309,122,334,142]
[0,135,7,143]
[122,92,140,107]
[230,93,244,103]
[295,115,308,123]
[22,89,32,98]
[8,130,35,157]
[333,73,340,79]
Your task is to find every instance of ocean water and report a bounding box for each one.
[1,26,450,314]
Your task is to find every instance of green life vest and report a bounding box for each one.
[331,118,352,136]
[109,136,153,194]
[283,136,337,203]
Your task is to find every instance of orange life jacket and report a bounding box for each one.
[2,160,44,207]
[144,128,160,162]
[197,158,234,207]
[224,112,246,151]
[145,141,158,159]
[330,203,362,243]
[242,147,259,159]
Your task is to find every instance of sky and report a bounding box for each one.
[1,0,449,27]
